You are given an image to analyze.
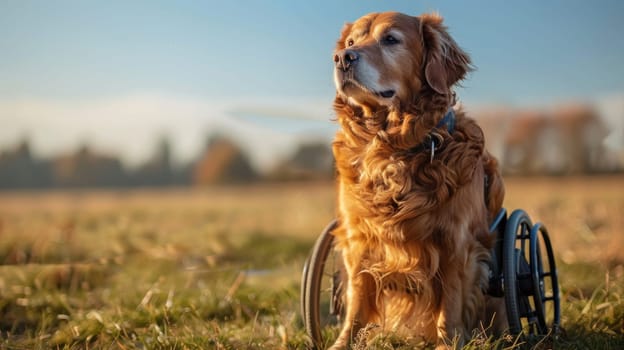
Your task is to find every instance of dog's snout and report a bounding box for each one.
[334,49,359,71]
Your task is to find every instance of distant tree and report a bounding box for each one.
[52,144,128,188]
[502,111,551,175]
[192,134,257,185]
[552,104,607,174]
[267,141,334,181]
[133,136,174,186]
[0,138,53,189]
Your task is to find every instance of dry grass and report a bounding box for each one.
[0,177,622,349]
[503,176,624,269]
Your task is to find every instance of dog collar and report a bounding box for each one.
[437,108,456,133]
[408,108,456,162]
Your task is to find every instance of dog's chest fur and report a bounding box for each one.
[338,132,454,283]
[334,111,485,286]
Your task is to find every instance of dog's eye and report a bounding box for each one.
[381,35,400,45]
[347,39,354,47]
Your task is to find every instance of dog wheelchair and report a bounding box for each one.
[300,208,561,348]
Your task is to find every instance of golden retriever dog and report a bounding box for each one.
[330,12,506,349]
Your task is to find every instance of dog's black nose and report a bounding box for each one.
[334,49,359,71]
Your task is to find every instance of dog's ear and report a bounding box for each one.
[335,23,353,50]
[419,13,472,95]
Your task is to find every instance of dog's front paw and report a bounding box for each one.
[434,336,463,350]
[327,339,349,350]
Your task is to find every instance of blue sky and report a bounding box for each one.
[1,0,623,167]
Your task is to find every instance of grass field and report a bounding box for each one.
[0,177,623,349]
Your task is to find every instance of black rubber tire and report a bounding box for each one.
[529,223,561,334]
[301,219,339,348]
[503,209,533,335]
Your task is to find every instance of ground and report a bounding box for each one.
[0,177,623,349]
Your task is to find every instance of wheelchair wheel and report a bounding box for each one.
[503,210,560,336]
[529,223,561,334]
[301,220,344,348]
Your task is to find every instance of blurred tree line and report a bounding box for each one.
[478,103,622,175]
[1,102,622,190]
[0,133,335,190]
[0,137,182,189]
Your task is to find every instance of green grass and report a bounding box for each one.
[0,179,623,349]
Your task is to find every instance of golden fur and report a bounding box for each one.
[330,12,506,349]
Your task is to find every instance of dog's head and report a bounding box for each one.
[333,12,471,109]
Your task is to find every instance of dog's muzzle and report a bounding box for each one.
[334,49,359,72]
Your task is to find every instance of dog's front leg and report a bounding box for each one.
[330,268,375,349]
[331,273,366,349]
[434,275,466,349]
